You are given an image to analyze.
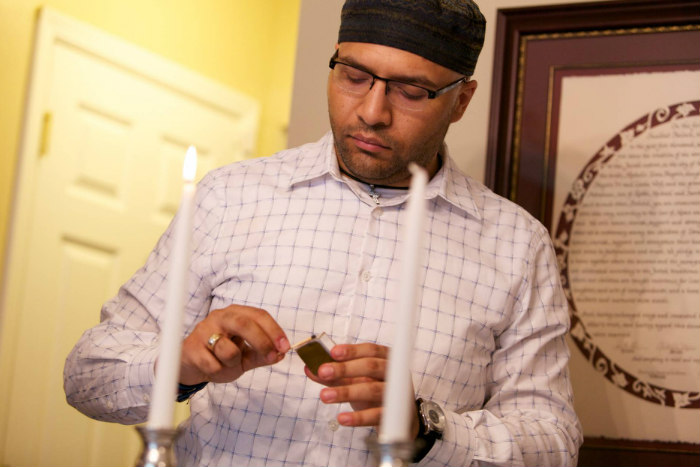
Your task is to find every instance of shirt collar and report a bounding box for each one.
[285,132,336,187]
[435,143,482,221]
[286,131,482,221]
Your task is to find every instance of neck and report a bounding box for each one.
[338,166,410,190]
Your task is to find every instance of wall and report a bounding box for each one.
[0,0,301,288]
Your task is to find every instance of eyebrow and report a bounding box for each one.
[337,53,440,89]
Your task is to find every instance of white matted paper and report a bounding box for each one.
[552,70,700,442]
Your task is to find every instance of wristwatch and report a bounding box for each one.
[413,398,445,462]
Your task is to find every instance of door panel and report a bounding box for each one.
[0,8,258,466]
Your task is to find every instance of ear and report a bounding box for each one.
[450,80,477,123]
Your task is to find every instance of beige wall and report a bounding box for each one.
[0,0,301,287]
[288,0,609,182]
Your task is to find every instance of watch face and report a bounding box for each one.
[421,400,446,432]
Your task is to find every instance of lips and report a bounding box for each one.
[350,133,390,153]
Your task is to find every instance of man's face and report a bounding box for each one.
[328,42,477,187]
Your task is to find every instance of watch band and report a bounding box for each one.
[176,381,208,402]
[413,398,443,463]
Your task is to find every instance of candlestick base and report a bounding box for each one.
[366,434,415,467]
[134,426,182,467]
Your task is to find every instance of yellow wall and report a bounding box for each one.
[0,0,301,285]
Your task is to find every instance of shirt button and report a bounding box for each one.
[372,208,383,219]
[106,400,114,410]
[143,394,150,402]
[361,270,371,282]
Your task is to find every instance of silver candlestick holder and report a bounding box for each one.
[134,426,182,467]
[366,434,415,467]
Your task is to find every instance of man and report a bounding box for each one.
[65,1,582,465]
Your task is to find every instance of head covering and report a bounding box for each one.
[338,0,485,76]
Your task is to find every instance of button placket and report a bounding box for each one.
[343,204,381,343]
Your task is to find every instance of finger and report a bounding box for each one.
[210,335,243,368]
[235,322,284,367]
[218,334,284,372]
[303,365,362,386]
[305,366,375,388]
[240,340,285,371]
[336,406,383,427]
[304,365,324,384]
[180,328,224,384]
[207,312,279,368]
[316,357,386,382]
[330,343,389,361]
[214,306,290,359]
[320,380,384,405]
[181,337,242,384]
[238,306,291,353]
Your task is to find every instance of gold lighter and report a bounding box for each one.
[292,332,336,375]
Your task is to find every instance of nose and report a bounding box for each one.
[357,79,392,127]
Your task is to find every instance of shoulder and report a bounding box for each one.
[447,166,551,249]
[443,156,546,231]
[476,178,545,229]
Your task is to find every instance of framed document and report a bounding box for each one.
[486,0,700,464]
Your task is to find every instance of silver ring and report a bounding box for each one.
[207,333,222,352]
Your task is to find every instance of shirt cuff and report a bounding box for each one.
[126,343,160,408]
[417,409,474,466]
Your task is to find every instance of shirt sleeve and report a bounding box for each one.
[417,227,583,467]
[63,172,224,424]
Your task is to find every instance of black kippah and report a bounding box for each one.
[338,0,486,76]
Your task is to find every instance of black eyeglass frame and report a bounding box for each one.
[328,52,467,100]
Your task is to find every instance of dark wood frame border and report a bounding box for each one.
[485,1,700,465]
[486,0,700,215]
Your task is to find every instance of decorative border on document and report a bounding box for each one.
[553,100,700,409]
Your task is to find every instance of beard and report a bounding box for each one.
[329,111,451,186]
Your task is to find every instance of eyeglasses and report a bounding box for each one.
[329,52,466,111]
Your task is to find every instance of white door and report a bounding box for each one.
[0,8,259,466]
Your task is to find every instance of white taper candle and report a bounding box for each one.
[147,145,197,429]
[379,162,427,443]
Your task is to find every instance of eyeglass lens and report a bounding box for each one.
[331,63,432,111]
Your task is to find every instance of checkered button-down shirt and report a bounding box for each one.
[65,132,582,466]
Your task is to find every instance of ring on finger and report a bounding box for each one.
[207,333,223,352]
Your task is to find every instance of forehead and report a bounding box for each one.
[337,42,458,86]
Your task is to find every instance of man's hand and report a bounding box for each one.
[305,343,419,437]
[178,305,290,385]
